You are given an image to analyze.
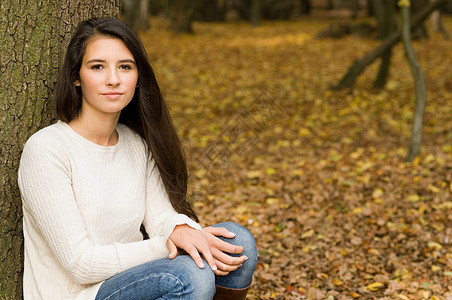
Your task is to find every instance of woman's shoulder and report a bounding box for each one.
[22,121,70,153]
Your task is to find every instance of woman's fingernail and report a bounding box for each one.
[244,256,248,260]
[212,265,218,271]
[229,232,236,237]
[200,262,205,268]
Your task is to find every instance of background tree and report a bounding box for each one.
[400,0,427,161]
[168,0,206,33]
[250,0,262,27]
[0,1,120,298]
[122,0,150,32]
[300,0,312,14]
[332,0,447,90]
[373,0,397,88]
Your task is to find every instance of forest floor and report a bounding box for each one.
[140,15,452,299]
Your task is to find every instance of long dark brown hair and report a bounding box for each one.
[55,18,198,222]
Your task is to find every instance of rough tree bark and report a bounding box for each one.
[0,1,120,298]
[400,0,427,162]
[331,0,447,90]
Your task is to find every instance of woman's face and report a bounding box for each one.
[75,37,138,119]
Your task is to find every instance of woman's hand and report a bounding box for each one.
[203,226,248,276]
[167,224,217,272]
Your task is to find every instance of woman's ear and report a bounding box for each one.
[74,80,81,86]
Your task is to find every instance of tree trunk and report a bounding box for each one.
[122,0,150,32]
[373,0,397,88]
[0,1,120,298]
[300,0,311,14]
[352,0,360,18]
[371,0,387,38]
[400,1,427,162]
[139,0,150,31]
[169,0,204,33]
[328,0,335,10]
[412,0,430,39]
[331,0,447,90]
[430,9,450,39]
[250,0,262,27]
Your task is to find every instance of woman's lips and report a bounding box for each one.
[103,92,122,100]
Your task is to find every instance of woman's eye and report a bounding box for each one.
[91,65,103,70]
[119,64,132,70]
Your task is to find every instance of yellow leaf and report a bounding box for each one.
[418,203,425,214]
[266,167,276,175]
[431,296,441,300]
[372,188,384,199]
[368,248,380,255]
[246,170,262,179]
[301,229,315,239]
[433,201,452,210]
[431,265,441,272]
[424,153,435,163]
[292,169,304,176]
[418,290,430,299]
[235,206,248,214]
[302,245,317,253]
[194,169,206,178]
[427,241,442,250]
[297,287,307,293]
[352,207,362,214]
[428,184,441,193]
[366,282,384,291]
[397,294,410,300]
[350,292,360,298]
[332,278,343,286]
[298,128,310,136]
[266,197,279,204]
[406,194,420,202]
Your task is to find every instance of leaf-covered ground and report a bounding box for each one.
[140,16,452,299]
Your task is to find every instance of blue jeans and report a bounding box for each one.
[95,222,257,300]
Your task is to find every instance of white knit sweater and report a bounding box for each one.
[18,121,201,300]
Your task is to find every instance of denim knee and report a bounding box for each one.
[174,256,216,298]
[212,222,257,258]
[95,256,216,300]
[211,222,258,289]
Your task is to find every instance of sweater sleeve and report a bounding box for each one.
[142,159,201,246]
[18,134,180,285]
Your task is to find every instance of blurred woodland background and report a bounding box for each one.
[119,1,452,298]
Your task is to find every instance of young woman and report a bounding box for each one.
[18,18,257,300]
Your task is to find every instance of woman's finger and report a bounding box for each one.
[212,249,247,267]
[195,242,218,272]
[203,226,236,239]
[166,239,178,260]
[185,246,207,269]
[213,269,230,276]
[213,258,242,272]
[205,231,243,255]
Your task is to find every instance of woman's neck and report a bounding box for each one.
[68,112,120,147]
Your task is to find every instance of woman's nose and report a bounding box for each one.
[105,70,120,86]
